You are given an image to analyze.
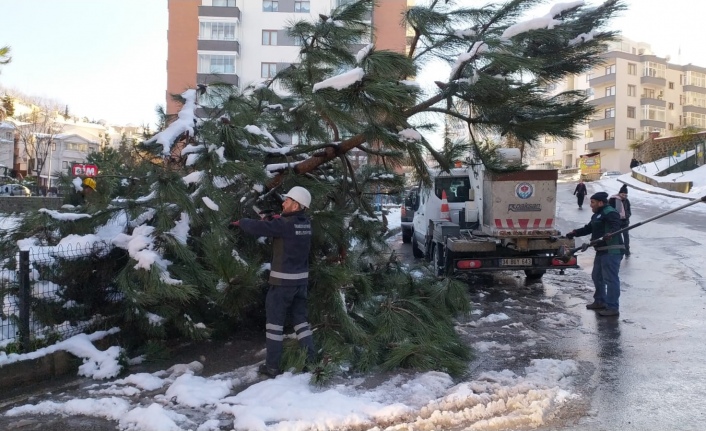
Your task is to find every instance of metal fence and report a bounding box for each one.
[0,244,101,352]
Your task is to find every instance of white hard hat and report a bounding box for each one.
[284,186,311,208]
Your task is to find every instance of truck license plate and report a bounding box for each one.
[500,258,533,266]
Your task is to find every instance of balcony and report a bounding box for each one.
[640,119,666,129]
[683,85,706,94]
[641,75,666,86]
[588,74,616,87]
[588,117,616,129]
[588,95,615,107]
[682,105,706,115]
[197,73,239,87]
[198,39,240,54]
[199,6,240,20]
[639,97,665,107]
[587,139,615,150]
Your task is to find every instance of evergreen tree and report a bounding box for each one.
[0,0,624,380]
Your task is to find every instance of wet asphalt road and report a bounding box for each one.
[544,181,706,431]
[393,179,706,431]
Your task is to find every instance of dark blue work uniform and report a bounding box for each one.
[239,210,315,371]
[573,205,624,311]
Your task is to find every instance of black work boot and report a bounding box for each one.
[258,364,281,378]
[586,301,606,310]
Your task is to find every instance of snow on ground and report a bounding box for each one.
[4,338,580,431]
[1,204,583,431]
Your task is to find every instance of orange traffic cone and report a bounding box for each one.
[440,190,451,221]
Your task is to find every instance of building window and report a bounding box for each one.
[627,128,636,140]
[263,1,279,12]
[604,129,615,140]
[686,71,706,87]
[198,54,236,74]
[261,62,277,78]
[628,63,637,75]
[642,105,666,122]
[605,64,616,75]
[685,91,706,107]
[627,106,636,118]
[544,148,555,157]
[627,85,636,97]
[668,81,674,89]
[294,1,310,12]
[668,123,674,130]
[605,86,616,97]
[199,22,236,41]
[668,102,674,110]
[262,30,278,45]
[642,88,655,98]
[213,0,235,5]
[586,72,593,82]
[605,107,615,118]
[67,143,88,152]
[584,130,593,138]
[62,161,69,169]
[643,61,666,78]
[685,112,706,128]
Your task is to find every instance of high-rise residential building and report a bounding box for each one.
[166,0,410,117]
[531,37,706,172]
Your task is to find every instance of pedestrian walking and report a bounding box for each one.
[566,191,625,316]
[573,179,588,209]
[231,186,316,377]
[609,184,632,256]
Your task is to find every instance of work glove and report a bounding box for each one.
[260,212,281,221]
[228,220,240,230]
[603,233,613,241]
[565,231,576,240]
[580,242,590,252]
[259,210,282,221]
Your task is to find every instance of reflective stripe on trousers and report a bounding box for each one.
[265,284,316,371]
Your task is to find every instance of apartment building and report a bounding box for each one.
[166,0,409,116]
[533,37,706,173]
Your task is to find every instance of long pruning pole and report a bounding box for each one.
[558,194,706,261]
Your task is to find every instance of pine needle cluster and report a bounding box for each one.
[0,0,624,377]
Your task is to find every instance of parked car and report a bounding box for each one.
[0,184,32,196]
[600,171,622,179]
[400,188,418,244]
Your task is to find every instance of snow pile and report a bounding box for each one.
[0,329,121,379]
[144,89,198,156]
[5,357,579,431]
[501,1,585,40]
[313,67,365,92]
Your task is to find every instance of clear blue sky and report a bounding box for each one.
[0,0,167,127]
[1,0,705,128]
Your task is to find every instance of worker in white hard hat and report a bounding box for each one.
[230,186,314,377]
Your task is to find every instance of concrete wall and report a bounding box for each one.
[0,196,63,214]
[634,133,706,164]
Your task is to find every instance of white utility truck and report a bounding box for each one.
[411,150,577,279]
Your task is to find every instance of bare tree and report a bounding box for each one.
[14,105,64,182]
